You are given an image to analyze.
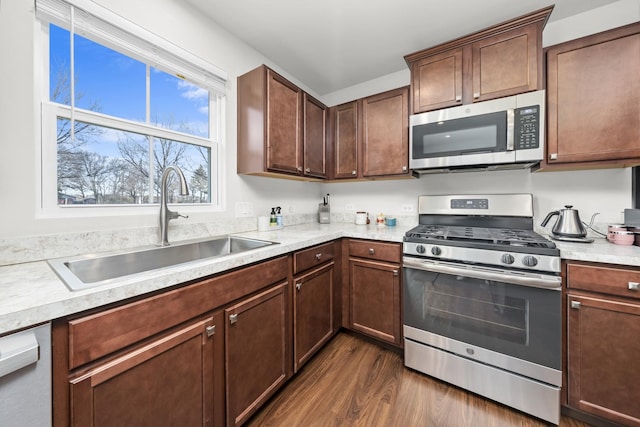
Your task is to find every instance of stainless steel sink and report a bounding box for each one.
[47,236,278,291]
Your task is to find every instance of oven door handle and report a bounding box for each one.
[403,257,562,290]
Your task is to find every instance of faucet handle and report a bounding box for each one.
[178,213,189,219]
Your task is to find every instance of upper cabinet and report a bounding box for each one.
[404,7,551,114]
[361,87,409,177]
[237,65,327,180]
[543,22,640,170]
[330,87,410,179]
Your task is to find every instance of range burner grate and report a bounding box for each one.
[405,225,555,249]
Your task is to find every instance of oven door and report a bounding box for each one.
[403,256,561,385]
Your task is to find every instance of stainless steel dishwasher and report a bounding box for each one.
[0,323,52,426]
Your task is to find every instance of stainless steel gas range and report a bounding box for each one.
[402,194,562,425]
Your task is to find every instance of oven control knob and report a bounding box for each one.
[431,246,442,256]
[416,244,426,254]
[522,256,538,267]
[501,254,515,265]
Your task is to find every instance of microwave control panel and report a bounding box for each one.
[514,105,540,150]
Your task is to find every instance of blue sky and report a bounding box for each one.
[49,24,209,137]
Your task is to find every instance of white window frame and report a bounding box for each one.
[34,0,227,218]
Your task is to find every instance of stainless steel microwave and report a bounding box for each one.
[409,90,545,174]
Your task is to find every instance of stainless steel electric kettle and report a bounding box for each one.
[541,205,588,238]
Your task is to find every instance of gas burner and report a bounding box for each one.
[405,225,556,251]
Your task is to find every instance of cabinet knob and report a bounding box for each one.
[570,301,581,309]
[393,269,399,277]
[549,153,558,160]
[368,248,375,255]
[455,95,462,102]
[473,92,480,99]
[315,253,322,261]
[305,167,310,173]
[206,325,216,337]
[629,282,639,291]
[229,313,238,324]
[351,170,357,175]
[296,282,302,291]
[402,166,407,171]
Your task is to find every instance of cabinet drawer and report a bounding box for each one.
[67,256,288,369]
[348,240,401,263]
[567,261,640,300]
[293,242,335,274]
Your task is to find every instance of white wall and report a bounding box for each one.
[0,0,638,239]
[320,0,640,227]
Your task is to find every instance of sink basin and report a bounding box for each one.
[48,236,278,291]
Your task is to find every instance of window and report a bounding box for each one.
[36,0,226,211]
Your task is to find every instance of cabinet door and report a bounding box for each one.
[349,258,401,346]
[567,294,640,426]
[225,282,290,427]
[411,47,463,113]
[266,69,302,174]
[471,24,540,103]
[69,314,222,427]
[362,87,409,177]
[333,101,359,179]
[546,24,640,164]
[303,94,327,178]
[293,262,334,372]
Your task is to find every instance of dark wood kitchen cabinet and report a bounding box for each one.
[52,256,289,427]
[544,23,640,170]
[67,313,222,427]
[330,87,409,180]
[292,242,339,372]
[237,64,327,180]
[565,261,640,427]
[361,87,409,177]
[404,7,550,114]
[225,281,291,427]
[346,239,402,347]
[331,101,359,179]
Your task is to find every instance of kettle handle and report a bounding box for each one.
[541,211,559,227]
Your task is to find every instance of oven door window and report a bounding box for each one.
[404,267,560,370]
[412,111,507,159]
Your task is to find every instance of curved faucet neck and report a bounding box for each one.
[159,166,190,246]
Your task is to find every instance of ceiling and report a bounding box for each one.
[184,0,620,95]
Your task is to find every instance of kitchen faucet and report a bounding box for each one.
[159,165,189,246]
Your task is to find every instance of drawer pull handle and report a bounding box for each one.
[315,253,322,261]
[296,282,303,291]
[368,248,375,255]
[206,325,216,337]
[570,301,581,309]
[629,282,639,291]
[229,314,238,324]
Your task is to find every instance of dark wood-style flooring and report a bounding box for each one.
[247,333,593,427]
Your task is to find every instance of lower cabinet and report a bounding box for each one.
[293,262,335,371]
[292,241,338,372]
[346,239,402,347]
[69,313,223,427]
[52,256,289,427]
[565,261,640,427]
[225,282,291,427]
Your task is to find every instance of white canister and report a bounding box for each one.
[355,212,367,225]
[258,216,270,231]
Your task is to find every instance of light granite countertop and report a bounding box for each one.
[2,222,640,336]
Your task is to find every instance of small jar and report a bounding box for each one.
[376,213,385,226]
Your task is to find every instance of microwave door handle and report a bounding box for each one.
[506,109,515,151]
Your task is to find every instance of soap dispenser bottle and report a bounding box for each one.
[275,207,283,227]
[270,208,277,227]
